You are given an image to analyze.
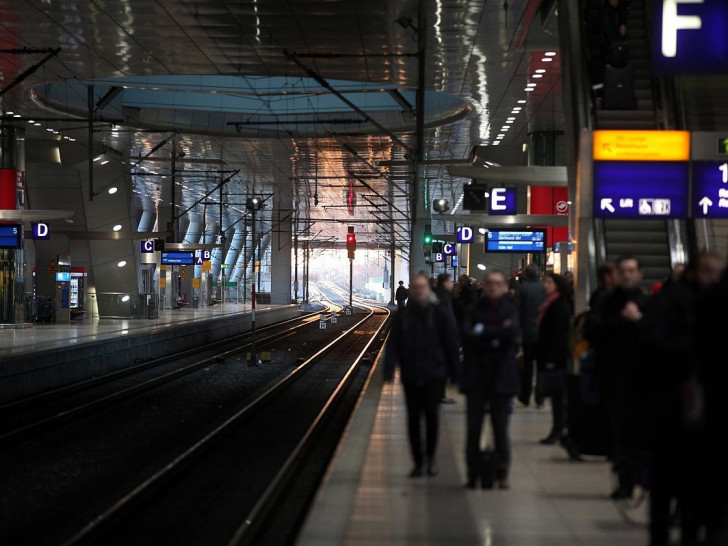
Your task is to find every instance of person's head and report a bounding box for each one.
[484,270,508,301]
[398,280,404,286]
[437,273,454,293]
[671,264,686,282]
[608,0,619,7]
[563,271,574,284]
[458,274,471,287]
[525,264,540,280]
[597,262,617,289]
[686,252,722,289]
[410,273,432,303]
[542,272,568,296]
[617,255,644,289]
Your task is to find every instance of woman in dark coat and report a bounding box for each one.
[536,272,573,444]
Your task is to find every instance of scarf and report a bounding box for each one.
[537,290,561,325]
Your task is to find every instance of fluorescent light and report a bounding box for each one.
[46,128,54,132]
[100,160,109,165]
[113,224,122,231]
[27,119,34,123]
[121,295,130,302]
[117,260,127,268]
[542,57,553,62]
[506,120,514,124]
[518,100,527,104]
[533,74,543,78]
[507,117,516,120]
[477,264,487,270]
[545,51,557,56]
[525,87,535,92]
[6,111,13,115]
[492,141,501,146]
[536,69,546,73]
[496,135,504,139]
[522,143,528,152]
[93,155,103,162]
[478,228,487,235]
[497,134,505,137]
[526,83,537,87]
[108,187,118,195]
[13,114,21,118]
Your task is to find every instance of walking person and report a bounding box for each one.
[384,273,459,477]
[460,270,520,489]
[518,265,545,407]
[395,280,408,310]
[536,272,573,445]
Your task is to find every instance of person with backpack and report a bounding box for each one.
[384,272,459,478]
[460,270,520,490]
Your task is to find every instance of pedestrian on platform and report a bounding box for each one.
[518,264,546,408]
[384,272,459,478]
[395,280,408,310]
[536,272,573,445]
[460,270,520,489]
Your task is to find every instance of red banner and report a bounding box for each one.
[530,187,569,247]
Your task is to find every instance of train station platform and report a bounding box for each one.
[298,372,648,546]
[0,304,303,403]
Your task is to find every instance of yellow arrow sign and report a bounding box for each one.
[593,130,690,161]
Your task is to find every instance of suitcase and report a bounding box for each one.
[480,449,498,489]
[566,374,611,457]
[602,64,636,109]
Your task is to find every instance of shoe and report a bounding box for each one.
[465,476,477,489]
[497,479,511,490]
[610,484,632,500]
[539,435,559,445]
[440,397,457,405]
[409,464,423,478]
[427,460,439,476]
[536,403,545,410]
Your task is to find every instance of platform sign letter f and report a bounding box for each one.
[662,0,703,58]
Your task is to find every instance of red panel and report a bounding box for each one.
[0,168,18,210]
[530,187,570,247]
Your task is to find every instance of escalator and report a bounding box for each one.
[591,0,675,284]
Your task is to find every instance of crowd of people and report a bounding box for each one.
[384,253,728,546]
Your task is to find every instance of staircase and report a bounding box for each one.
[594,0,672,285]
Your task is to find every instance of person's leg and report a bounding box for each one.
[520,343,536,405]
[649,445,673,546]
[403,383,424,474]
[424,380,444,473]
[552,389,566,438]
[490,395,512,485]
[465,387,486,485]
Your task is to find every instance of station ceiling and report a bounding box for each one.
[0,0,564,252]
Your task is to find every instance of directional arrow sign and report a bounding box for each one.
[600,198,616,213]
[699,197,713,215]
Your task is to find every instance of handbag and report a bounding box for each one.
[536,369,567,398]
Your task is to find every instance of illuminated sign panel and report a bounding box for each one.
[488,187,517,215]
[161,251,194,265]
[443,243,456,256]
[485,229,547,253]
[32,222,50,240]
[692,161,728,218]
[593,130,690,161]
[0,224,22,249]
[653,0,728,74]
[593,161,689,218]
[456,226,474,243]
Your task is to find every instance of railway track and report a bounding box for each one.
[61,300,390,546]
[0,300,341,446]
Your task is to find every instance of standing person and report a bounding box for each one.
[384,273,459,477]
[435,273,458,404]
[395,280,408,310]
[460,270,520,489]
[536,273,573,444]
[518,265,546,407]
[597,255,650,500]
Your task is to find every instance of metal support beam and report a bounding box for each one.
[88,85,94,202]
[447,165,568,185]
[0,48,60,97]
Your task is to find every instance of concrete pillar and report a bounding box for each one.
[269,192,292,304]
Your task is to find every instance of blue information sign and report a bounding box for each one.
[161,251,194,265]
[485,229,547,253]
[442,243,456,256]
[0,224,22,249]
[32,222,50,240]
[456,226,474,244]
[692,161,728,218]
[488,187,517,215]
[653,0,728,74]
[56,272,71,282]
[593,161,689,219]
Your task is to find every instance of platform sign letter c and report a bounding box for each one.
[662,0,703,58]
[141,240,154,253]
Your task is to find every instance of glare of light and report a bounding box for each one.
[492,141,501,146]
[6,111,13,115]
[525,87,535,92]
[545,51,557,56]
[100,160,109,165]
[34,122,41,126]
[46,128,54,132]
[13,114,21,118]
[496,135,504,139]
[535,69,546,73]
[533,74,543,78]
[93,155,103,162]
[113,224,122,231]
[567,201,573,205]
[108,187,118,195]
[527,83,537,87]
[479,228,487,235]
[542,57,554,62]
[506,120,514,124]
[507,117,516,120]
[518,99,527,104]
[28,119,35,123]
[69,138,76,141]
[117,260,127,267]
[477,264,487,270]
[121,295,130,302]
[497,134,505,138]
[523,143,528,152]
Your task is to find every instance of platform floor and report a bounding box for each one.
[298,377,648,546]
[0,303,284,357]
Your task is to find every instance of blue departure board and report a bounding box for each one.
[0,224,22,249]
[161,251,194,265]
[485,229,547,253]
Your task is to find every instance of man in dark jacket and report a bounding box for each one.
[518,264,545,407]
[384,273,459,478]
[395,280,408,310]
[460,270,520,489]
[596,255,650,500]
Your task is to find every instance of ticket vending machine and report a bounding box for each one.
[55,265,71,323]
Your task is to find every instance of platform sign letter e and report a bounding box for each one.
[662,0,703,58]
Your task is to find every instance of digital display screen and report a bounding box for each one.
[593,161,689,219]
[692,161,728,218]
[0,224,22,249]
[161,251,194,265]
[56,272,71,282]
[485,229,547,253]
